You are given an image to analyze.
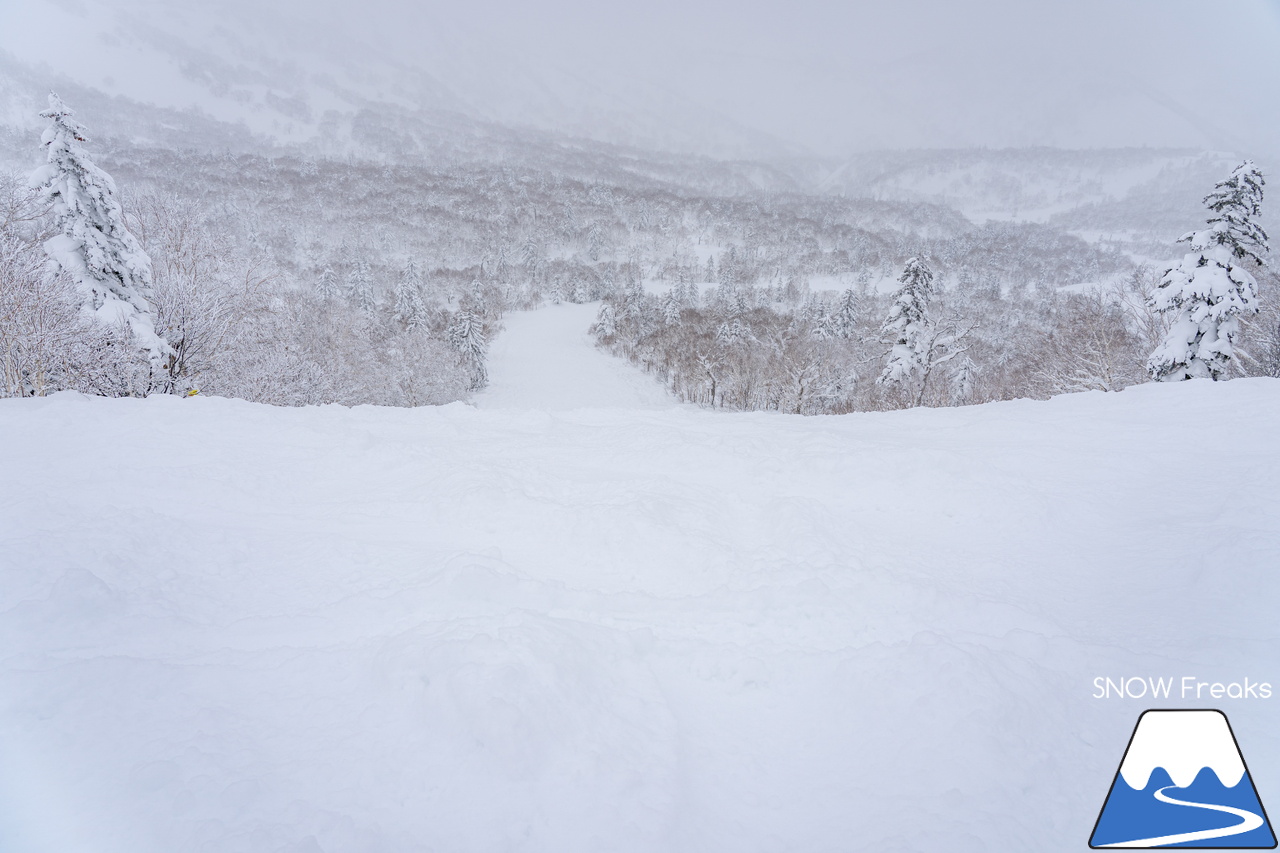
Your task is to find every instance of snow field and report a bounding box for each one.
[2,378,1279,852]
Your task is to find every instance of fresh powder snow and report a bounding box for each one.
[1,309,1278,852]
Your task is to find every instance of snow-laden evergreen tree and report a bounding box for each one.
[832,289,858,339]
[29,93,172,372]
[810,303,834,340]
[447,306,488,390]
[686,280,701,307]
[587,222,605,262]
[594,303,617,338]
[520,236,542,277]
[715,317,751,344]
[1148,161,1268,381]
[878,257,936,387]
[674,276,698,308]
[876,256,970,406]
[470,278,487,312]
[661,289,682,325]
[713,279,737,311]
[393,258,428,328]
[950,355,977,405]
[316,266,341,299]
[619,275,645,321]
[347,258,376,312]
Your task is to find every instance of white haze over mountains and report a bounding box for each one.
[1,0,1279,162]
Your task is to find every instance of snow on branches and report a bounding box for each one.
[448,305,489,390]
[1148,161,1268,382]
[29,93,172,374]
[877,257,969,406]
[394,258,429,329]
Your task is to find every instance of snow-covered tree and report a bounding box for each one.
[28,93,172,374]
[520,236,542,277]
[347,258,376,312]
[594,303,617,338]
[127,190,240,394]
[831,288,858,339]
[1148,161,1268,381]
[878,257,936,387]
[715,317,751,344]
[469,278,487,313]
[661,289,682,325]
[1034,291,1145,394]
[950,355,976,405]
[809,300,835,340]
[316,266,341,299]
[618,276,645,320]
[877,257,969,406]
[0,226,91,396]
[587,222,605,261]
[447,306,488,390]
[674,277,698,307]
[393,258,427,328]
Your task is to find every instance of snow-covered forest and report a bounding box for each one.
[2,102,1275,409]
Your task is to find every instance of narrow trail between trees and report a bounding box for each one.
[473,302,677,411]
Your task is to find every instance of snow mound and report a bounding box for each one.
[1,379,1279,852]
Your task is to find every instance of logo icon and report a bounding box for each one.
[1090,709,1276,848]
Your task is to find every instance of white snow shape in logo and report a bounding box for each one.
[1118,710,1246,790]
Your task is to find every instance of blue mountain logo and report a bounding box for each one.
[1091,709,1276,848]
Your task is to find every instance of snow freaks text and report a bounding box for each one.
[1092,677,1273,701]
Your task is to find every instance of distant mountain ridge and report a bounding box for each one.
[797,148,1246,234]
[0,0,803,163]
[0,11,1261,243]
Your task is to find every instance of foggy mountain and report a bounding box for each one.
[3,0,1279,165]
[0,0,804,162]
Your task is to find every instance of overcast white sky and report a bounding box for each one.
[3,0,1279,158]
[439,0,1280,154]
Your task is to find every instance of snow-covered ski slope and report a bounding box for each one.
[475,303,676,411]
[1,318,1279,851]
